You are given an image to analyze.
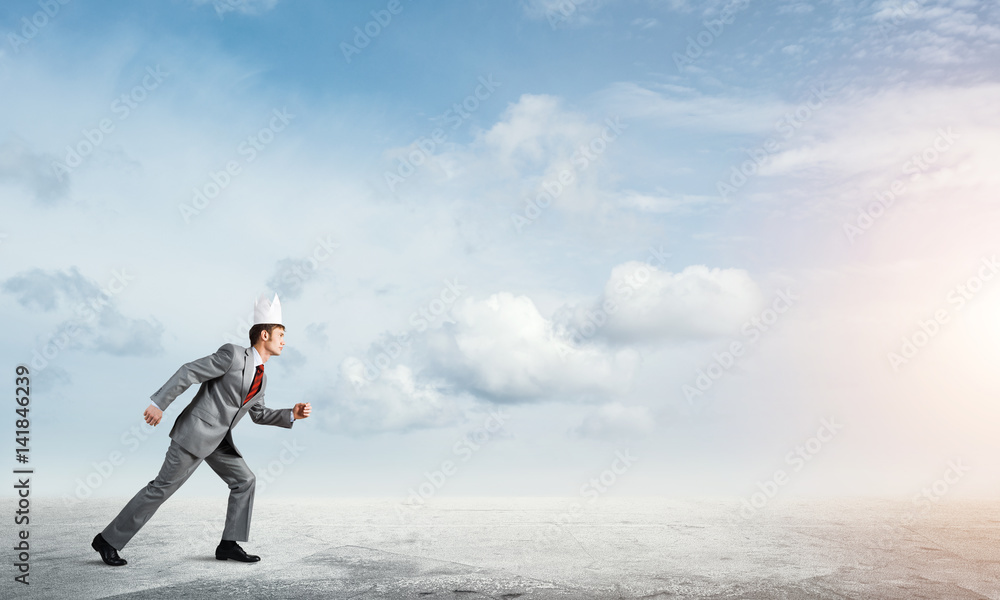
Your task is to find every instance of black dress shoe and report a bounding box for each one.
[215,541,260,562]
[92,533,127,566]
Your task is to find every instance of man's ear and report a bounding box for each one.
[260,329,270,342]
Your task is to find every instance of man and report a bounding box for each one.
[92,293,311,566]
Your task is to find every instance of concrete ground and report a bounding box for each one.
[2,497,1000,599]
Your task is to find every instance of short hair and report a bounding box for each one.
[249,323,285,345]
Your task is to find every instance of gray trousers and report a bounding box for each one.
[101,436,255,550]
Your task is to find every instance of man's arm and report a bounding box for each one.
[145,344,236,422]
[247,390,293,428]
[248,393,311,428]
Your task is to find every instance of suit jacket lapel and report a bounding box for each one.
[231,347,259,427]
[239,346,254,404]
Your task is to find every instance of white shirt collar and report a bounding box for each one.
[252,346,263,367]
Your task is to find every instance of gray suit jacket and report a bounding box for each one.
[150,343,293,458]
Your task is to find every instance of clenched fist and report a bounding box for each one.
[144,404,163,426]
[292,402,312,420]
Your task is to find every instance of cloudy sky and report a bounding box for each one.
[2,0,999,505]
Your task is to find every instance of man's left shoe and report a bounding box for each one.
[92,533,127,566]
[215,541,260,562]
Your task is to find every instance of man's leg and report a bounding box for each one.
[101,440,204,550]
[203,437,255,542]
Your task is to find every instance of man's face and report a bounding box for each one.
[262,327,285,356]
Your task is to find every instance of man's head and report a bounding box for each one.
[249,323,285,358]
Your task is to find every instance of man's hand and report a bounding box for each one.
[144,404,163,426]
[292,402,312,420]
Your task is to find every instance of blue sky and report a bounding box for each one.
[2,0,1000,504]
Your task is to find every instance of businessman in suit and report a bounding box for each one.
[92,294,311,566]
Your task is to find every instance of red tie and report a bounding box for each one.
[244,365,263,405]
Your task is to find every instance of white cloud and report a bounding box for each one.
[0,137,68,204]
[556,261,764,343]
[428,292,642,402]
[760,83,1000,200]
[778,2,815,15]
[315,260,762,432]
[319,289,645,433]
[2,267,164,357]
[419,93,606,188]
[387,93,623,219]
[324,360,469,434]
[479,94,598,171]
[867,0,1000,64]
[631,17,660,29]
[191,0,280,16]
[648,0,729,15]
[521,0,571,19]
[616,189,720,213]
[596,82,792,134]
[521,0,615,26]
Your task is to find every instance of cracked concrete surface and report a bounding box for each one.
[2,497,1000,599]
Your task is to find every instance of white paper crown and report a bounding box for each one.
[253,293,283,325]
